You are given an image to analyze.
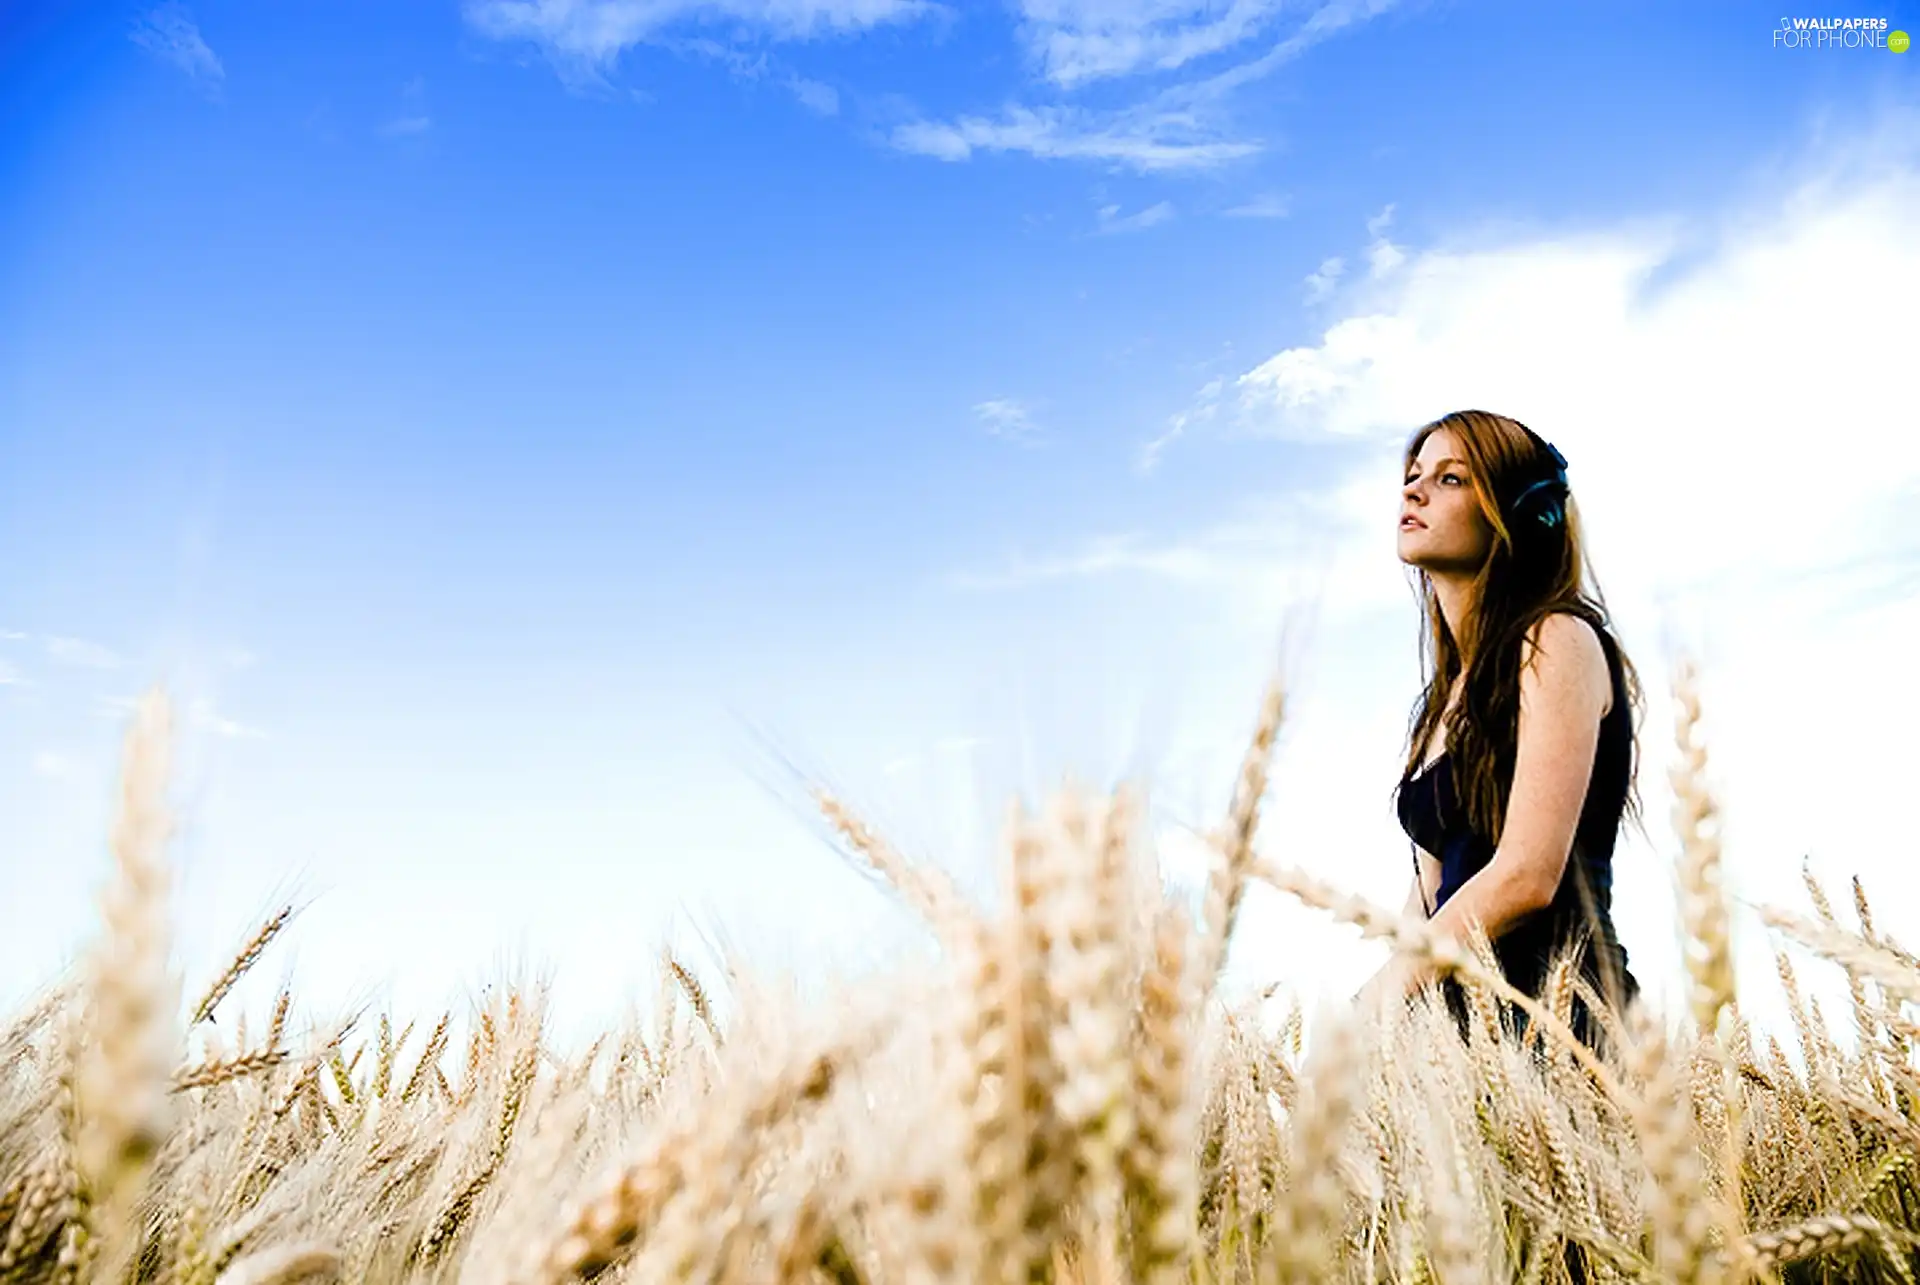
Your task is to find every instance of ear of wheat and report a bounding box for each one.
[4,653,1914,1283]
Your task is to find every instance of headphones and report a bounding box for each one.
[1502,425,1570,532]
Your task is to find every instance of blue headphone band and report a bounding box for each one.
[1505,431,1570,530]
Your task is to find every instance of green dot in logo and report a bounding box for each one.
[1892,29,1911,52]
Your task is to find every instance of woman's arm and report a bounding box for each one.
[1401,615,1612,988]
[1358,849,1443,1004]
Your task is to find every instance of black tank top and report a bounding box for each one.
[1394,619,1639,1009]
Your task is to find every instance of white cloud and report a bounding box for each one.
[1302,255,1344,301]
[890,105,1260,173]
[974,398,1044,445]
[93,694,140,720]
[891,1,1402,173]
[953,103,1920,1026]
[1135,376,1222,475]
[787,75,840,115]
[466,0,936,79]
[130,4,224,86]
[0,659,22,686]
[188,697,267,740]
[1096,199,1175,234]
[0,629,26,641]
[1145,0,1404,107]
[946,524,1308,591]
[45,636,121,669]
[1367,238,1404,278]
[1224,192,1290,219]
[661,35,842,116]
[1364,201,1404,277]
[90,692,264,739]
[380,77,433,137]
[1013,0,1288,87]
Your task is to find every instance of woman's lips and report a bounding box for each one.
[1400,517,1424,529]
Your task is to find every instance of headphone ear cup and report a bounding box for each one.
[1508,430,1570,531]
[1506,477,1567,531]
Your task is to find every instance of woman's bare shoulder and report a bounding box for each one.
[1520,611,1611,714]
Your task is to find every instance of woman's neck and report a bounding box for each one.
[1429,570,1478,649]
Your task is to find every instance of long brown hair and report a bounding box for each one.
[1398,410,1646,848]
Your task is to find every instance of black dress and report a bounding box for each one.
[1394,621,1640,1053]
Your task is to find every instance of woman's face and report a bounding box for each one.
[1398,428,1493,571]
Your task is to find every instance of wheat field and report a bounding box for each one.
[4,658,1918,1285]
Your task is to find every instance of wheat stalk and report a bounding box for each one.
[1267,1010,1360,1282]
[73,686,182,1281]
[1668,655,1752,1277]
[1196,672,1288,994]
[191,905,294,1028]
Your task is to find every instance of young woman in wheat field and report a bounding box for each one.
[1363,409,1644,1054]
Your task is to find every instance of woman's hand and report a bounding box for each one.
[1357,954,1438,1010]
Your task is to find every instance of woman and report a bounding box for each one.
[1366,409,1643,1053]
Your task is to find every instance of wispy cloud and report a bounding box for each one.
[1095,199,1175,234]
[974,398,1044,446]
[130,3,224,88]
[890,106,1260,173]
[91,691,265,738]
[787,75,840,116]
[1302,255,1344,302]
[45,636,122,670]
[1143,0,1405,109]
[379,77,433,137]
[189,697,267,740]
[1363,201,1404,277]
[669,38,845,115]
[945,521,1326,591]
[892,0,1403,173]
[1136,376,1222,475]
[466,0,937,85]
[93,694,140,721]
[468,0,1393,174]
[1224,192,1290,219]
[1012,0,1290,88]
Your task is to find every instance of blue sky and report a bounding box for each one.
[3,0,1916,1043]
